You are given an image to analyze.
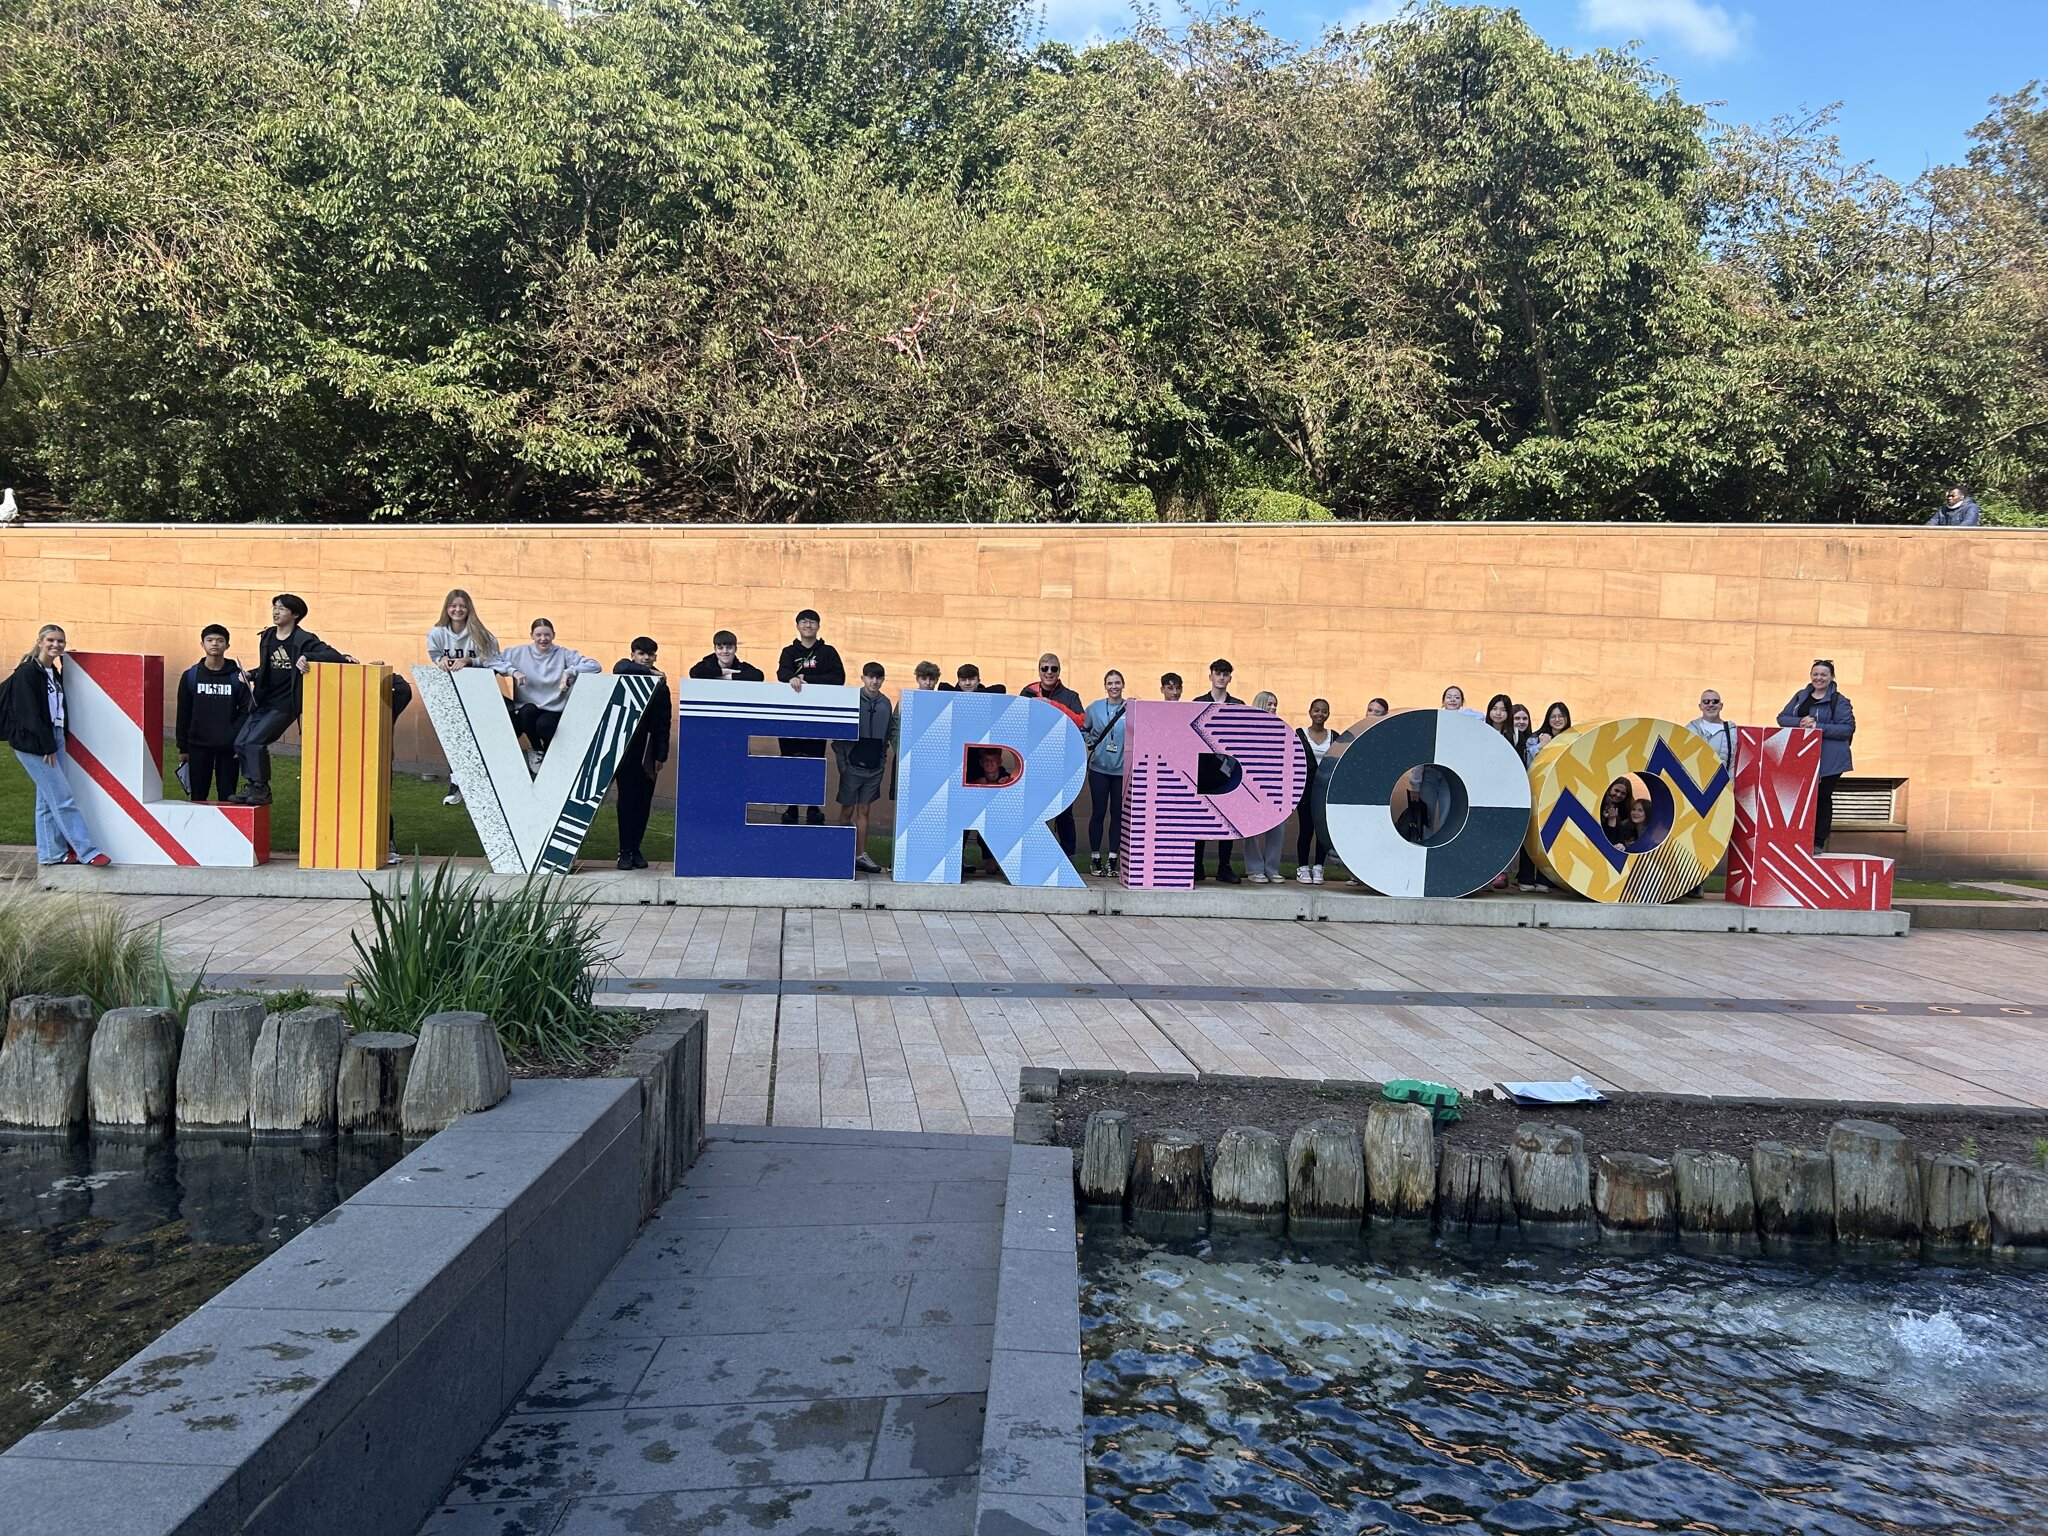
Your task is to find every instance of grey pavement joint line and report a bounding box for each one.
[198,970,2048,1020]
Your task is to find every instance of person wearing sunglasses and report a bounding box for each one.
[1021,653,1085,857]
[1683,689,1737,896]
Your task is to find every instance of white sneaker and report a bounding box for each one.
[1311,865,1325,884]
[524,748,544,773]
[1296,868,1313,884]
[1250,871,1269,883]
[442,787,464,806]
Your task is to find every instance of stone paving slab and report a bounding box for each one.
[422,1128,1012,1534]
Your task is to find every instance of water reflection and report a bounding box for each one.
[1083,1228,2048,1535]
[0,1133,406,1449]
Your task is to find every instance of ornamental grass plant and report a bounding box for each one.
[345,863,626,1067]
[0,886,203,1017]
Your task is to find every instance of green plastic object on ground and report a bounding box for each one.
[1382,1078,1461,1122]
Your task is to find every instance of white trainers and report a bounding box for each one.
[442,787,464,806]
[1310,865,1325,884]
[1296,868,1312,884]
[1250,871,1270,883]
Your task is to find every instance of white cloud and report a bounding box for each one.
[1580,0,1747,59]
[1338,0,1407,27]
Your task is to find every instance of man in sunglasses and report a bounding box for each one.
[1684,689,1737,896]
[1021,652,1085,857]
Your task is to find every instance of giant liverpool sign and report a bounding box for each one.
[63,655,1892,911]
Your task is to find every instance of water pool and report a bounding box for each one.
[0,1135,404,1449]
[1083,1227,2048,1534]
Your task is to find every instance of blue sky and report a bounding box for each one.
[1039,1,2048,182]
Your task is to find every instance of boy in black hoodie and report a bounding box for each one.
[688,630,765,682]
[232,593,351,806]
[775,609,845,825]
[176,624,250,802]
[612,637,673,870]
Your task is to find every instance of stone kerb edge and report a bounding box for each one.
[974,1139,1088,1536]
[0,1076,645,1536]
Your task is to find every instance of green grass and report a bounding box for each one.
[0,744,677,864]
[2002,878,2048,891]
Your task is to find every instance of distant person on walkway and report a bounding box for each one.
[776,609,845,825]
[1083,670,1129,877]
[1929,486,1983,525]
[426,588,500,806]
[836,662,892,873]
[612,638,671,871]
[5,624,109,865]
[1296,698,1337,885]
[1159,672,1183,702]
[177,624,249,803]
[1022,654,1085,858]
[1193,660,1246,883]
[492,618,602,773]
[1777,660,1855,850]
[689,630,764,682]
[942,663,1003,694]
[233,594,351,807]
[1243,692,1289,883]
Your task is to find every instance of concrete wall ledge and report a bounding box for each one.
[0,1077,644,1536]
[38,862,1909,937]
[975,1141,1087,1536]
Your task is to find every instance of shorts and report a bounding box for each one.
[836,766,884,806]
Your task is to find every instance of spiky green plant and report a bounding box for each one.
[344,863,626,1067]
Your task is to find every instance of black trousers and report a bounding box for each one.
[1195,839,1236,875]
[186,746,238,803]
[1295,813,1325,869]
[1086,770,1123,855]
[511,702,563,752]
[1816,773,1842,851]
[615,759,657,859]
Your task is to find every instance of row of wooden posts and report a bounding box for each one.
[1075,1104,2048,1250]
[0,993,511,1139]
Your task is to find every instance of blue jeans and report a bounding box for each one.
[14,731,104,864]
[235,706,297,787]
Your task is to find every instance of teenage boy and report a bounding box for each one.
[1193,659,1245,883]
[232,594,352,806]
[1021,653,1085,856]
[941,663,1005,694]
[912,661,942,690]
[176,624,250,802]
[835,662,892,874]
[613,637,672,871]
[1160,672,1183,701]
[776,609,846,825]
[688,630,764,682]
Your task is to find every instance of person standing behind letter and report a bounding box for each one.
[1021,653,1085,860]
[1082,670,1129,878]
[426,588,499,807]
[1776,660,1855,851]
[689,630,764,683]
[776,609,845,825]
[612,638,671,871]
[233,595,352,806]
[1191,660,1245,882]
[177,624,250,803]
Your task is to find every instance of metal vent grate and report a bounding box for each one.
[1832,778,1905,831]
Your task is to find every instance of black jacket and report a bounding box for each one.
[775,638,845,687]
[3,657,59,756]
[246,625,346,716]
[688,654,765,682]
[177,659,250,752]
[615,660,673,772]
[939,681,1007,694]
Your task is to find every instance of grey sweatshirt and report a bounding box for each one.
[492,643,600,711]
[426,624,499,665]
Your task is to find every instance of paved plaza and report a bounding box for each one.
[118,894,2048,1123]
[421,1126,1010,1534]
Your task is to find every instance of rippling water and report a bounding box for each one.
[1082,1227,2048,1534]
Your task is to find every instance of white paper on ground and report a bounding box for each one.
[1499,1076,1606,1105]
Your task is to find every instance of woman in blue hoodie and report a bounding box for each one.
[1082,670,1129,877]
[1776,659,1856,850]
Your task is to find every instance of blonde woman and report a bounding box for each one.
[4,625,108,865]
[426,589,500,805]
